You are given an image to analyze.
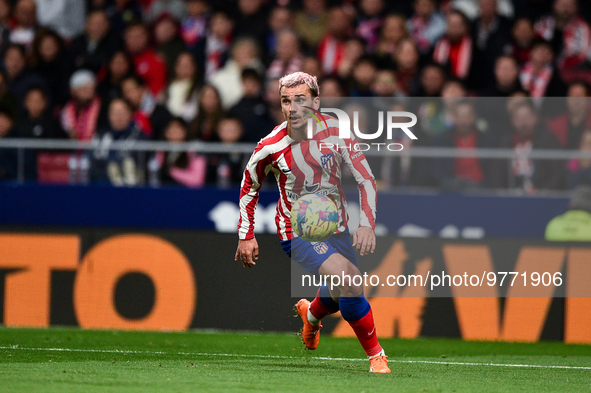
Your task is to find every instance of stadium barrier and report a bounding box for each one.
[1,138,590,184]
[0,230,589,344]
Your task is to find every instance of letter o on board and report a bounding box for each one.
[73,234,196,330]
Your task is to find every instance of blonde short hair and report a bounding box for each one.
[278,72,319,97]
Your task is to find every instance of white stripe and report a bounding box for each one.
[1,346,589,370]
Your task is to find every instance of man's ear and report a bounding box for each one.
[312,96,320,110]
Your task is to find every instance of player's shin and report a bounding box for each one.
[340,296,383,357]
[308,285,339,325]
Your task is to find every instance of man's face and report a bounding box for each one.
[446,13,467,42]
[512,105,538,138]
[72,84,96,104]
[280,84,319,136]
[567,84,588,114]
[121,80,144,108]
[0,113,12,137]
[25,90,46,118]
[495,57,519,87]
[15,0,36,27]
[124,26,148,55]
[454,103,476,135]
[554,0,577,20]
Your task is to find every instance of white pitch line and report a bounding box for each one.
[1,346,589,370]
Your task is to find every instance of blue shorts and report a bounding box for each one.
[280,232,358,276]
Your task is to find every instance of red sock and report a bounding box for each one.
[309,289,339,320]
[347,308,382,357]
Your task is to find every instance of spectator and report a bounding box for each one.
[349,56,378,97]
[471,0,512,87]
[301,56,323,80]
[148,0,186,22]
[319,76,346,98]
[61,70,102,141]
[9,0,37,48]
[121,75,172,139]
[211,38,264,109]
[97,50,134,104]
[507,17,535,65]
[419,79,467,138]
[266,6,293,59]
[433,100,494,189]
[267,30,303,80]
[547,81,591,148]
[480,55,523,96]
[294,0,328,50]
[181,0,208,48]
[189,84,223,141]
[317,7,351,76]
[394,38,421,96]
[0,107,18,181]
[545,186,591,240]
[124,22,168,98]
[356,0,385,52]
[433,10,477,87]
[91,98,147,186]
[566,130,591,188]
[371,69,401,97]
[406,0,446,55]
[228,68,273,142]
[35,0,86,40]
[0,70,18,119]
[519,39,567,98]
[418,62,447,97]
[535,0,591,73]
[0,0,12,52]
[165,51,200,122]
[69,10,121,75]
[30,30,70,106]
[499,100,564,191]
[234,0,268,46]
[156,117,207,187]
[207,116,246,186]
[193,11,233,83]
[376,14,408,65]
[263,78,283,125]
[3,44,47,106]
[16,87,66,139]
[105,0,144,36]
[153,13,185,72]
[336,37,366,80]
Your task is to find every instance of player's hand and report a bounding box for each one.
[352,226,376,256]
[235,238,259,268]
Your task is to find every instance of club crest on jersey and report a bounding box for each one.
[320,153,334,170]
[313,242,328,254]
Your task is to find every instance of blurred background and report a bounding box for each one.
[0,0,590,343]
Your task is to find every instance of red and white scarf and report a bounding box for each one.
[60,97,101,141]
[520,63,553,98]
[433,36,472,79]
[535,15,591,70]
[205,33,231,82]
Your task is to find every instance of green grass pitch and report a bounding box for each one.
[0,327,590,392]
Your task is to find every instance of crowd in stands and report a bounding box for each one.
[0,0,590,192]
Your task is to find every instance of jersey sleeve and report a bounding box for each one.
[340,137,377,230]
[238,143,272,240]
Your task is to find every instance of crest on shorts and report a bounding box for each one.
[313,242,328,254]
[321,153,334,170]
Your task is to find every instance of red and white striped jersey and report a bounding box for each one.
[238,117,377,241]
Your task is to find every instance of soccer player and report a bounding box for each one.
[235,72,390,373]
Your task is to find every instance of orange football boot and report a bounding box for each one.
[294,299,321,350]
[369,352,391,373]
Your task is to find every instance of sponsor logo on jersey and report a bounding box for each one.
[303,181,319,193]
[313,242,328,254]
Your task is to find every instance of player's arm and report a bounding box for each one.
[235,144,271,268]
[341,138,378,256]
